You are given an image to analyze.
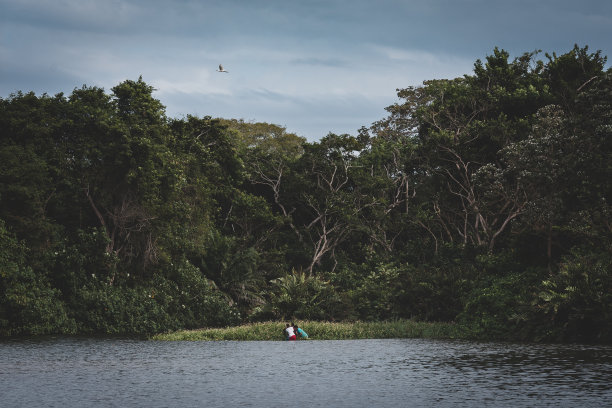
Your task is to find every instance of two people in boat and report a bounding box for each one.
[284,323,308,340]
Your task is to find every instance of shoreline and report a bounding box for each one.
[150,320,465,341]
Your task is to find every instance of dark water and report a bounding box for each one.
[1,338,611,407]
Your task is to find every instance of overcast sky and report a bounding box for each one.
[1,0,611,140]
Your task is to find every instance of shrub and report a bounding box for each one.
[71,259,240,335]
[251,270,346,321]
[532,248,612,342]
[0,219,75,335]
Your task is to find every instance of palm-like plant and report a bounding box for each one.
[263,270,343,320]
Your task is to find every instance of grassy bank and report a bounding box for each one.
[150,320,466,341]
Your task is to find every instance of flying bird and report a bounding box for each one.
[216,64,229,73]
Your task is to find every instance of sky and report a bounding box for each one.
[1,0,611,141]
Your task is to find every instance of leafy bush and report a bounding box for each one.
[71,259,240,335]
[251,270,346,321]
[532,248,612,342]
[349,263,403,320]
[458,269,542,340]
[0,219,75,335]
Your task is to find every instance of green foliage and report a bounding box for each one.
[72,284,171,335]
[253,270,346,321]
[70,260,240,335]
[349,263,402,320]
[342,257,479,323]
[533,249,612,342]
[0,219,75,335]
[544,45,607,109]
[197,231,266,314]
[1,45,611,343]
[152,320,464,341]
[458,270,540,340]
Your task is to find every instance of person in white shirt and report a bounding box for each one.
[284,323,296,340]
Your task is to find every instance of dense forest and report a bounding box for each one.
[1,45,611,342]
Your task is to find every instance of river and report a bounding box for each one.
[1,337,611,407]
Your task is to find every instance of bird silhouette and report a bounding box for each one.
[216,64,229,73]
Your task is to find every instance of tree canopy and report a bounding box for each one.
[1,45,610,342]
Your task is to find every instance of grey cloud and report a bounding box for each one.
[1,0,611,141]
[290,58,348,68]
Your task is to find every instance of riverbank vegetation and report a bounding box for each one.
[1,45,611,343]
[151,320,463,341]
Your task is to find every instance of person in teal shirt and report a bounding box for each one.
[294,324,308,339]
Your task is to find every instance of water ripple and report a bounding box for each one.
[1,338,611,407]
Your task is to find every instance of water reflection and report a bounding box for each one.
[1,338,611,407]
